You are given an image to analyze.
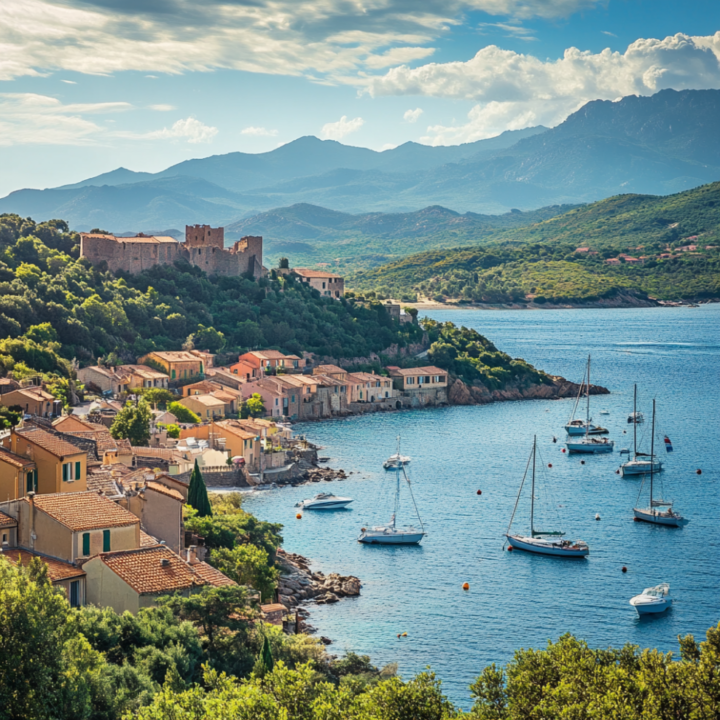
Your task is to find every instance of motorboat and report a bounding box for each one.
[628,411,644,424]
[565,355,614,454]
[505,436,589,558]
[361,438,425,545]
[383,453,411,470]
[633,399,684,527]
[599,409,610,415]
[629,584,672,615]
[296,493,353,510]
[621,385,663,476]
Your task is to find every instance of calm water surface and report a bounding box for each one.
[243,305,720,706]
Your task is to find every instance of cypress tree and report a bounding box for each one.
[187,459,212,517]
[253,633,274,677]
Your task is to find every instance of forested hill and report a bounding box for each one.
[0,213,425,381]
[348,182,720,304]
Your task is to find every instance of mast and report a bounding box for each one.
[585,355,591,439]
[649,400,655,508]
[391,437,400,529]
[530,435,536,536]
[633,384,637,458]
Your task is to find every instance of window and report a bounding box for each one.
[75,461,81,480]
[291,395,296,402]
[63,462,74,482]
[103,529,111,552]
[82,533,90,556]
[171,369,176,379]
[26,470,37,493]
[2,532,6,544]
[69,580,80,608]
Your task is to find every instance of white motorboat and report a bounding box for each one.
[599,409,610,415]
[629,583,672,615]
[296,493,353,510]
[628,411,644,424]
[383,453,411,470]
[505,436,589,558]
[360,438,425,545]
[621,385,663,476]
[565,355,614,454]
[633,399,684,527]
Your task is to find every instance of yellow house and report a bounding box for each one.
[138,351,204,381]
[211,419,261,470]
[4,426,87,495]
[0,447,37,501]
[387,366,448,392]
[120,481,184,554]
[1,386,58,417]
[179,394,226,420]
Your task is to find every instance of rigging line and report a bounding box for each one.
[567,366,586,424]
[635,475,646,506]
[504,444,534,544]
[402,464,424,533]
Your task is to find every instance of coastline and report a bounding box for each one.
[404,298,717,312]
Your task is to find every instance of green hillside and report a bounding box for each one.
[348,182,720,303]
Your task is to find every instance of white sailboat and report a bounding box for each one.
[566,356,614,454]
[633,399,684,527]
[383,453,411,470]
[564,357,609,436]
[620,385,663,476]
[506,436,589,558]
[629,583,672,615]
[360,439,425,545]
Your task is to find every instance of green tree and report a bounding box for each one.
[189,324,226,353]
[187,460,212,517]
[241,393,265,419]
[253,634,274,678]
[211,544,279,601]
[137,387,176,408]
[109,398,152,446]
[167,401,200,424]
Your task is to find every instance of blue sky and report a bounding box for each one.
[0,0,718,196]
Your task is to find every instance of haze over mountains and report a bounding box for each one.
[1,88,719,233]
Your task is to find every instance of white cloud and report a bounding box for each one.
[149,104,176,111]
[241,126,279,137]
[0,0,602,82]
[143,117,218,144]
[61,79,76,84]
[320,115,365,140]
[367,33,720,144]
[403,107,424,123]
[602,31,617,38]
[0,93,131,146]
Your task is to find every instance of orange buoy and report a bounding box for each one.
[561,448,566,453]
[476,490,482,495]
[462,582,470,591]
[622,566,627,573]
[296,513,302,519]
[397,633,401,638]
[507,546,513,551]
[548,463,553,468]
[696,469,702,475]
[402,632,408,637]
[361,527,366,532]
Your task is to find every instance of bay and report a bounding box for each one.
[243,305,720,706]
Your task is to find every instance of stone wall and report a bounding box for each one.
[185,225,224,249]
[80,235,183,274]
[175,467,250,488]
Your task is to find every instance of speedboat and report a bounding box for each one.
[629,583,672,615]
[599,409,610,415]
[296,493,353,510]
[383,453,411,470]
[566,437,614,453]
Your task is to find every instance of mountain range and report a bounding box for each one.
[1,88,719,232]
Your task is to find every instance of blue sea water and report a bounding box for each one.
[243,305,720,707]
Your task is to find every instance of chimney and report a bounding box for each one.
[186,545,198,565]
[28,491,36,550]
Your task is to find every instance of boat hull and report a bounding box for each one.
[621,460,663,476]
[358,529,425,545]
[506,534,589,557]
[566,440,614,453]
[302,500,353,510]
[565,425,608,436]
[633,507,683,526]
[632,599,671,615]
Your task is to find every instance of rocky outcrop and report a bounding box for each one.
[276,549,361,609]
[447,376,609,407]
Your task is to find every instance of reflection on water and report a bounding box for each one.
[243,305,720,707]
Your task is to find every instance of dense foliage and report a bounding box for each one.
[0,214,423,380]
[350,182,720,303]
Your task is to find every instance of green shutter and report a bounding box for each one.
[82,533,90,556]
[75,461,81,480]
[102,529,110,552]
[171,369,176,379]
[26,472,33,493]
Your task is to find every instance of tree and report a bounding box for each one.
[253,634,274,678]
[241,393,265,419]
[167,401,200,424]
[188,324,226,353]
[187,460,212,517]
[211,544,279,601]
[109,398,152,446]
[138,387,176,408]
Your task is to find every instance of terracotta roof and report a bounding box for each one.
[181,394,225,408]
[80,365,124,381]
[140,530,158,547]
[214,420,257,440]
[118,365,169,380]
[2,548,85,582]
[86,471,122,496]
[81,233,177,245]
[147,351,200,363]
[192,561,236,587]
[145,481,184,502]
[0,511,17,528]
[31,491,139,532]
[244,350,289,360]
[0,446,35,469]
[387,366,446,376]
[261,603,288,614]
[153,473,189,489]
[53,416,97,432]
[293,268,342,279]
[14,427,86,458]
[313,364,346,374]
[7,387,55,402]
[97,546,204,595]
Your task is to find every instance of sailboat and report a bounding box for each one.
[633,399,684,526]
[620,385,663,476]
[359,439,425,545]
[506,436,589,557]
[566,356,614,453]
[564,356,609,436]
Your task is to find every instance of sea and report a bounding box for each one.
[242,305,720,707]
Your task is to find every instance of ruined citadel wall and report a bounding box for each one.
[80,236,183,274]
[184,225,224,249]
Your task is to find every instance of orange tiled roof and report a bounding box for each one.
[0,511,17,528]
[2,548,85,582]
[145,481,184,502]
[293,268,342,279]
[387,366,446,377]
[98,545,204,595]
[0,446,35,469]
[140,530,159,547]
[14,427,85,459]
[193,561,236,587]
[147,351,200,363]
[31,491,139,532]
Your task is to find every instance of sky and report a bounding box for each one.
[0,0,719,196]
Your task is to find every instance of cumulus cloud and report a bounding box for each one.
[149,104,175,111]
[0,93,131,145]
[142,117,218,143]
[0,0,602,82]
[403,107,424,122]
[321,115,365,140]
[241,126,279,137]
[367,33,720,144]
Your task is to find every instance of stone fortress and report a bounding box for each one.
[80,225,263,278]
